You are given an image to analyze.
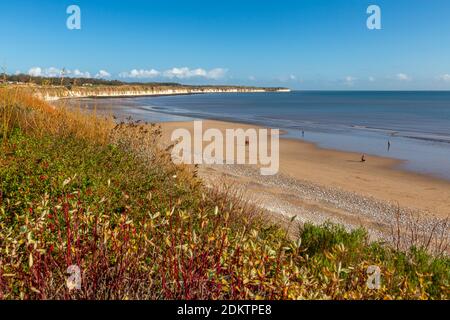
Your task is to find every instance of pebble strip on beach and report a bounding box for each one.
[199,163,449,254]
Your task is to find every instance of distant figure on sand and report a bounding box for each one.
[302,129,305,138]
[361,154,366,162]
[388,140,391,151]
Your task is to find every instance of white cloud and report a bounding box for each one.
[248,75,256,81]
[344,76,357,86]
[28,66,91,78]
[45,67,63,77]
[28,67,42,77]
[277,74,299,82]
[120,67,227,80]
[163,67,227,80]
[368,76,375,82]
[27,66,228,81]
[396,73,411,81]
[119,68,160,79]
[163,67,204,79]
[439,74,450,82]
[95,70,111,78]
[205,68,228,80]
[72,69,91,78]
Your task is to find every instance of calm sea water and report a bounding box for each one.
[77,91,450,180]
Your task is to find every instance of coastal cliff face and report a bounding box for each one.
[29,85,290,101]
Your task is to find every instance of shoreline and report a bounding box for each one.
[59,95,450,244]
[159,119,450,246]
[63,91,450,181]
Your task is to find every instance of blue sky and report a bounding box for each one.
[1,0,450,89]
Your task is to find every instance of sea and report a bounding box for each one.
[74,91,450,180]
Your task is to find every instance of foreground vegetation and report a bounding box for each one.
[0,86,448,299]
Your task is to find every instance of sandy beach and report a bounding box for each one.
[160,119,450,246]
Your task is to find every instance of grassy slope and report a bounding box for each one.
[0,86,449,299]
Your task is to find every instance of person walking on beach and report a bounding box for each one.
[361,154,366,162]
[388,140,391,151]
[302,129,305,138]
